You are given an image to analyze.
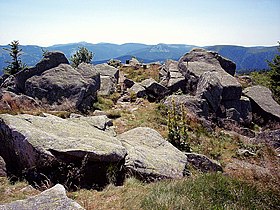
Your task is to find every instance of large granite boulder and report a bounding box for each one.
[118,127,188,181]
[159,60,186,93]
[1,51,69,93]
[25,64,100,112]
[140,78,169,101]
[0,184,84,210]
[178,48,241,100]
[129,83,146,98]
[243,85,280,123]
[196,71,223,112]
[0,113,126,189]
[164,95,209,118]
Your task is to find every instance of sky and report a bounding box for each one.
[0,0,279,47]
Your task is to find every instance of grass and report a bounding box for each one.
[120,65,160,83]
[68,173,280,210]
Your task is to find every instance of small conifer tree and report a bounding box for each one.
[70,47,93,67]
[3,40,27,75]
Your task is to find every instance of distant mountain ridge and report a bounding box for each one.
[0,42,278,75]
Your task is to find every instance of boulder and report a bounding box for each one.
[118,127,188,181]
[128,83,146,98]
[222,96,252,125]
[159,60,186,93]
[0,113,126,189]
[25,64,100,112]
[0,184,84,210]
[94,63,119,82]
[128,57,141,67]
[140,78,169,101]
[0,156,7,177]
[243,85,280,123]
[164,95,209,118]
[123,78,135,89]
[2,51,69,93]
[196,71,223,112]
[107,59,121,68]
[0,90,41,112]
[185,153,223,172]
[178,48,241,100]
[99,75,116,96]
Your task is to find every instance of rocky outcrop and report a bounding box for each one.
[243,85,280,123]
[1,51,69,93]
[118,127,188,181]
[178,48,241,100]
[159,60,186,93]
[254,129,280,152]
[129,83,146,98]
[0,156,7,177]
[25,64,100,112]
[185,153,223,172]
[0,113,126,189]
[164,95,209,118]
[140,78,169,101]
[0,184,84,210]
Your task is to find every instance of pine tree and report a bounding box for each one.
[70,47,93,67]
[268,42,280,103]
[3,40,27,75]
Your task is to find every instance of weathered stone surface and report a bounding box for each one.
[164,95,209,118]
[99,75,116,96]
[3,51,69,93]
[185,153,223,172]
[254,129,280,151]
[178,48,241,100]
[123,78,135,89]
[94,63,119,82]
[118,127,188,181]
[0,156,7,177]
[141,78,169,101]
[196,71,223,112]
[25,64,100,112]
[128,57,141,67]
[222,97,252,125]
[0,184,84,210]
[226,108,241,122]
[243,85,280,122]
[159,60,186,92]
[0,91,41,112]
[129,83,146,98]
[0,114,126,188]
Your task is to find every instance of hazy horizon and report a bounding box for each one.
[1,0,279,47]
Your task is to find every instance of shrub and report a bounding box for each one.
[70,47,93,68]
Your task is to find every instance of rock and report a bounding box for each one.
[118,127,188,181]
[0,156,7,177]
[185,153,223,172]
[159,60,186,93]
[226,108,241,122]
[107,59,121,68]
[123,78,135,89]
[243,85,280,123]
[222,97,252,125]
[140,78,169,101]
[99,75,116,96]
[237,149,256,157]
[128,57,141,67]
[164,95,209,118]
[4,51,69,93]
[179,48,236,76]
[196,71,223,112]
[178,48,241,100]
[129,83,146,98]
[0,113,126,189]
[25,64,100,112]
[94,63,119,82]
[217,119,255,138]
[254,129,280,151]
[0,91,41,112]
[0,184,84,210]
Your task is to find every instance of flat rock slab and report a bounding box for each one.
[0,113,126,172]
[243,85,280,121]
[118,127,188,181]
[0,184,84,210]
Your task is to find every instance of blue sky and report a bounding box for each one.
[0,0,279,46]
